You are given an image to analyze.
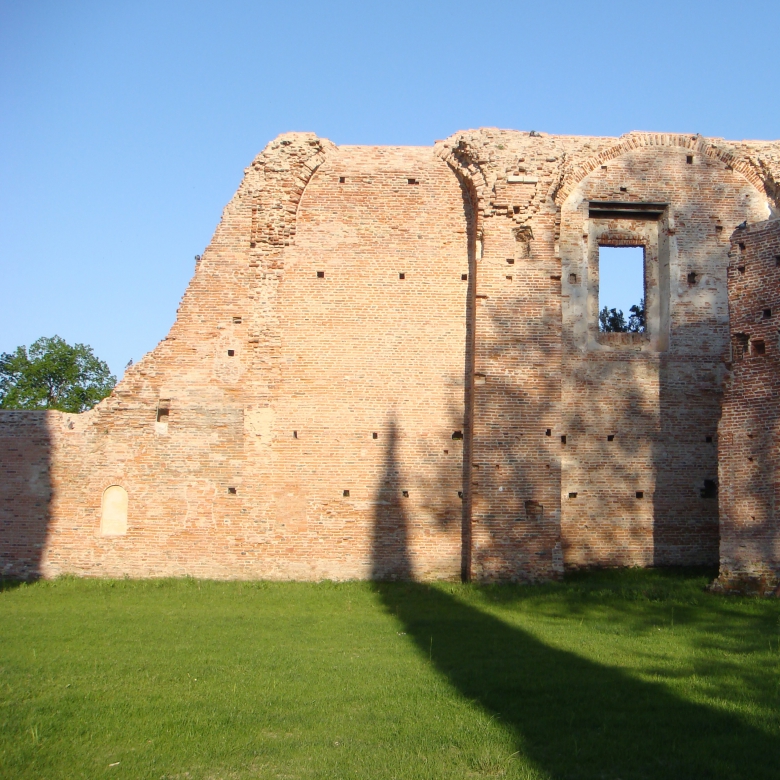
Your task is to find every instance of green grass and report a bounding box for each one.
[2,569,780,779]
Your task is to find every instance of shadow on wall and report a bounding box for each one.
[0,411,53,580]
[370,419,413,580]
[370,465,780,778]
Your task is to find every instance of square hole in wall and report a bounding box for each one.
[687,271,697,285]
[775,255,780,266]
[706,435,713,443]
[506,258,515,265]
[452,430,463,440]
[228,487,237,495]
[343,489,350,497]
[569,273,577,284]
[636,491,644,499]
[752,339,766,356]
[545,428,551,437]
[339,176,346,184]
[232,316,242,324]
[598,246,645,333]
[402,490,409,498]
[686,155,693,164]
[716,225,723,233]
[607,434,615,442]
[407,178,419,185]
[462,273,468,281]
[763,308,772,319]
[737,265,746,274]
[293,430,298,439]
[568,492,578,499]
[317,271,325,278]
[561,435,567,445]
[372,432,378,439]
[701,479,718,498]
[458,491,464,499]
[227,349,235,357]
[399,272,406,280]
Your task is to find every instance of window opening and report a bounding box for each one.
[598,246,645,333]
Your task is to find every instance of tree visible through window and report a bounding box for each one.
[598,246,646,333]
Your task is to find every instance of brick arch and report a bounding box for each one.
[554,132,770,207]
[248,132,338,249]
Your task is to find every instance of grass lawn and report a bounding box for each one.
[2,569,780,779]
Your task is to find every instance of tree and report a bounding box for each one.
[599,306,627,332]
[627,299,645,333]
[599,299,645,333]
[0,336,116,413]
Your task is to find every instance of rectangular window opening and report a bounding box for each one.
[156,400,171,424]
[752,339,766,356]
[607,434,615,442]
[706,435,713,443]
[686,155,693,164]
[317,271,325,278]
[372,432,378,439]
[561,435,567,445]
[568,492,578,499]
[636,491,644,499]
[598,245,646,333]
[452,430,463,440]
[701,479,718,499]
[407,178,419,185]
[763,308,772,319]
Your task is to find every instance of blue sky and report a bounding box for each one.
[1,0,777,376]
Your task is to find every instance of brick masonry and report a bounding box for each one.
[1,130,779,583]
[717,218,780,592]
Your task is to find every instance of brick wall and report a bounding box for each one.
[717,219,780,591]
[1,130,779,582]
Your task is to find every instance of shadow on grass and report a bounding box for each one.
[373,580,779,779]
[371,429,780,779]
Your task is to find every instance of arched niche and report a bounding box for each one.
[100,485,128,536]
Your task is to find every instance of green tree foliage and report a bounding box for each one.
[599,299,645,333]
[0,336,116,413]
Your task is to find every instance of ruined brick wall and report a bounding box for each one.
[1,130,779,582]
[558,138,769,567]
[717,219,780,591]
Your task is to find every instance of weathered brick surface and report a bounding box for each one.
[717,219,780,591]
[1,130,779,582]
